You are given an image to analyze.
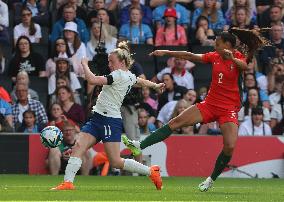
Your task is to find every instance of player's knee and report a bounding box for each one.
[223,143,235,155]
[48,148,61,160]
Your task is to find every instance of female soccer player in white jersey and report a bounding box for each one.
[51,42,165,190]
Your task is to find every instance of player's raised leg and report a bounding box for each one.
[51,132,97,190]
[123,105,203,154]
[104,141,162,190]
[199,122,238,192]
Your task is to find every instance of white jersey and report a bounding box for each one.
[93,69,137,118]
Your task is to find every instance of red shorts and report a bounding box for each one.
[196,101,239,126]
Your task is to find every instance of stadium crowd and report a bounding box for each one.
[0,0,284,174]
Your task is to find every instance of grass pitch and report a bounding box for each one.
[0,175,283,201]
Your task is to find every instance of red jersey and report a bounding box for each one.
[201,51,246,110]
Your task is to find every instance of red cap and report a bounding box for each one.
[164,8,177,18]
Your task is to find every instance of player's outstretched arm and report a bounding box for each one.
[149,50,204,63]
[81,58,108,86]
[136,77,165,94]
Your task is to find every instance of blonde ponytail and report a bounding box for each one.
[112,41,134,69]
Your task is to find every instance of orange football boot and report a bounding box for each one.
[149,165,162,190]
[50,181,75,190]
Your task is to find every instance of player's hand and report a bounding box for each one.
[223,49,234,60]
[81,57,89,67]
[154,83,165,94]
[149,50,167,57]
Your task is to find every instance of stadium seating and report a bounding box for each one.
[130,44,155,80]
[191,45,214,90]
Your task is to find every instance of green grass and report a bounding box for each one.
[0,175,283,201]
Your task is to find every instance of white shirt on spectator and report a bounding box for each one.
[238,106,271,122]
[0,0,8,27]
[18,104,29,123]
[157,67,194,89]
[86,37,117,60]
[270,103,283,122]
[68,42,87,62]
[48,72,81,95]
[239,119,272,136]
[269,92,281,107]
[157,100,177,124]
[256,75,268,92]
[14,23,42,43]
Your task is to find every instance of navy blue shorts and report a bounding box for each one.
[81,112,123,143]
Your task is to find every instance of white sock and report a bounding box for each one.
[134,140,141,150]
[64,157,82,183]
[123,159,150,176]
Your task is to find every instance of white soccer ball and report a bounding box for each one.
[40,126,63,148]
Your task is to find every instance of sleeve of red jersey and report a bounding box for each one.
[201,52,215,63]
[235,51,247,64]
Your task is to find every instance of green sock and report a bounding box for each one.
[140,124,173,149]
[210,151,232,181]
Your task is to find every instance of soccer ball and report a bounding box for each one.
[40,126,63,148]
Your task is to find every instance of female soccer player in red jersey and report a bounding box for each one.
[123,28,270,191]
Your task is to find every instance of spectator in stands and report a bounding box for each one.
[267,58,284,93]
[255,0,272,15]
[16,109,45,132]
[11,71,39,103]
[155,8,188,46]
[48,58,81,104]
[225,6,256,31]
[8,36,45,81]
[258,3,284,28]
[152,0,190,29]
[156,57,194,90]
[195,16,215,46]
[14,7,42,45]
[269,75,284,107]
[270,82,284,128]
[138,108,156,135]
[260,25,284,73]
[193,0,222,9]
[56,86,85,126]
[142,86,158,111]
[119,7,153,44]
[170,99,193,134]
[46,38,83,78]
[245,57,268,92]
[57,0,87,24]
[198,121,221,135]
[47,120,92,175]
[243,73,270,108]
[87,0,118,11]
[0,0,9,45]
[48,103,80,132]
[50,4,89,44]
[239,107,272,136]
[0,98,13,132]
[0,45,6,74]
[238,87,271,123]
[63,22,87,63]
[225,0,256,26]
[86,22,117,60]
[191,0,225,30]
[49,75,71,105]
[157,89,197,127]
[158,73,187,110]
[120,0,152,27]
[14,0,49,27]
[87,0,116,27]
[12,83,48,127]
[92,8,118,38]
